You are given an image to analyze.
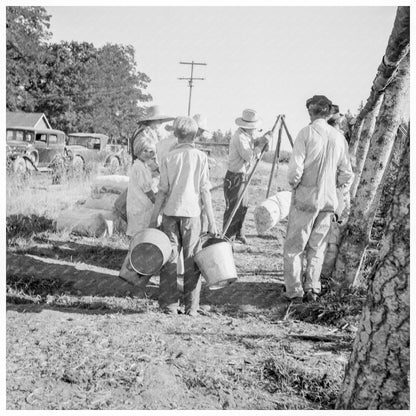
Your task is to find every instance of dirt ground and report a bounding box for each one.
[6,159,360,410]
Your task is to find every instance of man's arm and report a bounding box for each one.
[149,157,168,227]
[201,188,218,235]
[236,133,255,163]
[200,155,218,235]
[337,138,354,190]
[149,190,166,227]
[287,130,306,189]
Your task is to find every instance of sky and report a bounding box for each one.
[43,4,398,148]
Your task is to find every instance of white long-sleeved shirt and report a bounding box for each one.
[227,128,256,174]
[288,118,354,212]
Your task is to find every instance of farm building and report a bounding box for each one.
[6,111,52,130]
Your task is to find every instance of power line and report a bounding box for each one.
[178,61,206,116]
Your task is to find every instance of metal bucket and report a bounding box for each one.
[194,237,238,290]
[129,228,172,275]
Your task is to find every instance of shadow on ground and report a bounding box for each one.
[7,251,285,314]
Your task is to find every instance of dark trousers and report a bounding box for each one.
[159,215,202,313]
[223,170,249,239]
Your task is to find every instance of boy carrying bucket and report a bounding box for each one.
[149,116,218,316]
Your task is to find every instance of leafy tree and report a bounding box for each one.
[6,6,51,111]
[34,41,152,137]
[36,41,100,132]
[211,129,232,144]
[90,43,152,139]
[7,7,152,138]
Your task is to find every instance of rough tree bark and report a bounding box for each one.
[348,6,409,155]
[371,122,408,241]
[365,121,409,239]
[334,52,409,289]
[349,95,383,199]
[336,127,410,410]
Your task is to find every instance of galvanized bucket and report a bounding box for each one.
[129,228,172,275]
[194,236,238,290]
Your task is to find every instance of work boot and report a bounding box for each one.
[278,294,303,304]
[235,233,247,244]
[303,290,319,303]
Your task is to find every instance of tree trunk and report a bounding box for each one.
[336,127,410,410]
[370,123,408,242]
[349,118,364,158]
[349,6,409,145]
[365,121,408,239]
[350,95,383,199]
[334,53,409,289]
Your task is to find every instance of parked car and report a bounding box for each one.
[6,126,66,173]
[65,133,128,173]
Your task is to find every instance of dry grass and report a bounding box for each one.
[6,156,361,410]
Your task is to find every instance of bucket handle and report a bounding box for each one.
[200,232,232,244]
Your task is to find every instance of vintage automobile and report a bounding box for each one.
[65,133,128,173]
[6,126,66,173]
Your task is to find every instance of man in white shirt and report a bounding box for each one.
[223,109,270,244]
[283,95,354,303]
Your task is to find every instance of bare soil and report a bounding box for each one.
[6,159,362,410]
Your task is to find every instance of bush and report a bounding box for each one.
[262,150,292,164]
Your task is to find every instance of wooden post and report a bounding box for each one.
[266,118,283,198]
[281,116,294,148]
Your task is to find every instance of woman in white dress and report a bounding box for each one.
[126,135,156,237]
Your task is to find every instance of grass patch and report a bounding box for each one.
[7,214,55,242]
[262,356,342,409]
[289,286,366,328]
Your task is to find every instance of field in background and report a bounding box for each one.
[6,156,362,410]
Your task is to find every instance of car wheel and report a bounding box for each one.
[108,156,120,173]
[12,156,27,175]
[72,155,84,173]
[28,151,39,167]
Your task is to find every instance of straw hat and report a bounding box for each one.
[138,105,175,123]
[235,109,262,129]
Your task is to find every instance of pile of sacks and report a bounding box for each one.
[56,175,129,238]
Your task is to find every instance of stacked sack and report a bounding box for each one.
[254,191,292,235]
[56,175,129,238]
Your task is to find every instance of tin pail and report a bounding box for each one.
[194,236,238,290]
[129,228,172,275]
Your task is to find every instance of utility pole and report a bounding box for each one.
[178,61,207,116]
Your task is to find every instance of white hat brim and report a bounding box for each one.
[139,115,175,122]
[235,117,262,129]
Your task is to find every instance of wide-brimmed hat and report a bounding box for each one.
[235,109,262,129]
[138,105,175,123]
